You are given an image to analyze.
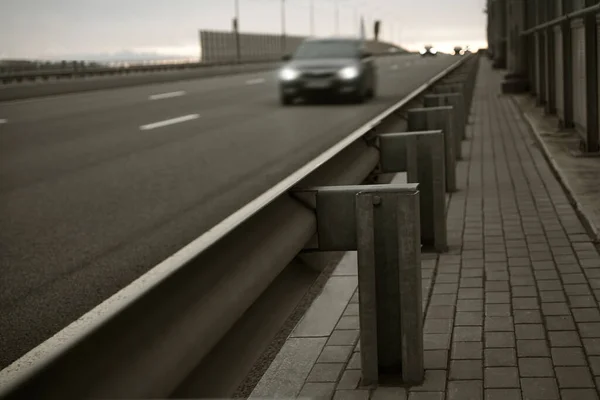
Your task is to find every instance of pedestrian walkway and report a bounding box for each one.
[249,58,600,400]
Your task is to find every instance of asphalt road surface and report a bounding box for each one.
[0,54,459,369]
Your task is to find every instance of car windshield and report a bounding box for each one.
[293,41,359,59]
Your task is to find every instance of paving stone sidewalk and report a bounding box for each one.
[250,58,600,400]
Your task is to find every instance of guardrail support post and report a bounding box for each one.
[560,17,574,128]
[295,184,423,386]
[407,106,457,193]
[583,9,599,153]
[424,93,465,158]
[434,81,472,124]
[379,131,447,252]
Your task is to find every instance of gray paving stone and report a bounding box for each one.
[542,303,571,316]
[407,393,444,400]
[517,340,550,357]
[449,359,483,380]
[538,281,564,292]
[410,370,447,392]
[306,363,344,382]
[485,388,522,400]
[447,380,483,400]
[573,308,600,323]
[298,382,336,400]
[425,319,454,334]
[577,322,600,338]
[457,300,484,312]
[425,333,451,350]
[333,389,370,400]
[453,326,483,342]
[484,316,514,332]
[485,292,510,304]
[512,286,538,298]
[551,347,587,366]
[555,366,595,388]
[434,283,460,294]
[347,352,360,369]
[337,370,362,390]
[452,342,483,360]
[485,304,511,316]
[428,306,456,319]
[520,377,560,399]
[485,348,517,367]
[317,346,354,363]
[545,316,576,331]
[485,282,510,292]
[548,331,582,347]
[560,389,600,400]
[589,356,600,375]
[518,357,554,377]
[583,338,600,355]
[425,350,448,370]
[569,296,598,308]
[515,324,545,340]
[327,330,359,346]
[514,310,543,324]
[485,332,515,348]
[336,316,360,330]
[344,303,359,316]
[512,298,540,310]
[455,312,484,326]
[540,291,567,303]
[371,387,408,400]
[484,367,519,388]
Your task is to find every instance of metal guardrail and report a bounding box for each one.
[0,53,478,399]
[521,3,600,35]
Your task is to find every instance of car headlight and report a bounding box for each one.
[279,67,299,81]
[338,66,359,80]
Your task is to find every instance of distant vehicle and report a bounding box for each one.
[277,37,377,105]
[454,46,463,55]
[420,45,437,57]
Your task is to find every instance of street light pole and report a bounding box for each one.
[234,0,241,62]
[334,0,339,35]
[281,0,286,54]
[310,0,315,36]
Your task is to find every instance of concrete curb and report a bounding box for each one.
[512,95,600,244]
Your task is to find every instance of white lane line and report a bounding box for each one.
[140,114,199,131]
[149,91,186,100]
[246,78,266,85]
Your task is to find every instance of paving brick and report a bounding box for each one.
[298,382,336,400]
[371,387,408,400]
[555,366,595,388]
[518,357,554,377]
[337,370,362,390]
[578,322,600,338]
[548,331,582,347]
[447,380,483,400]
[453,327,483,342]
[484,367,519,388]
[517,340,550,357]
[452,342,483,360]
[347,352,360,369]
[541,303,571,316]
[336,316,360,330]
[428,306,456,319]
[551,347,587,366]
[485,292,510,304]
[520,378,560,399]
[572,308,600,323]
[424,350,448,370]
[545,316,576,331]
[485,304,511,317]
[485,348,517,367]
[410,370,447,392]
[333,389,370,400]
[512,286,538,298]
[327,330,359,346]
[306,363,344,382]
[560,389,600,400]
[485,332,515,348]
[513,310,543,324]
[484,316,514,332]
[484,388,522,400]
[540,291,567,303]
[407,393,443,400]
[425,334,451,350]
[515,324,545,340]
[425,319,454,334]
[455,312,484,326]
[317,346,354,363]
[449,359,483,380]
[569,296,598,308]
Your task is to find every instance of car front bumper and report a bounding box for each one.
[279,76,363,97]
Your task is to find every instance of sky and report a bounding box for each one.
[0,0,488,61]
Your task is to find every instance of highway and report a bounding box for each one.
[0,54,458,369]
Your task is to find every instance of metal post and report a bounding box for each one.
[234,0,241,63]
[433,82,470,126]
[408,107,457,193]
[281,0,286,54]
[424,93,466,159]
[379,131,447,252]
[536,1,547,106]
[561,0,574,128]
[583,0,599,152]
[545,21,557,114]
[295,184,423,386]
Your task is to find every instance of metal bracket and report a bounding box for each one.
[292,184,424,386]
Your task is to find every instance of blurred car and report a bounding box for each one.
[453,46,463,55]
[420,45,437,57]
[277,37,377,105]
